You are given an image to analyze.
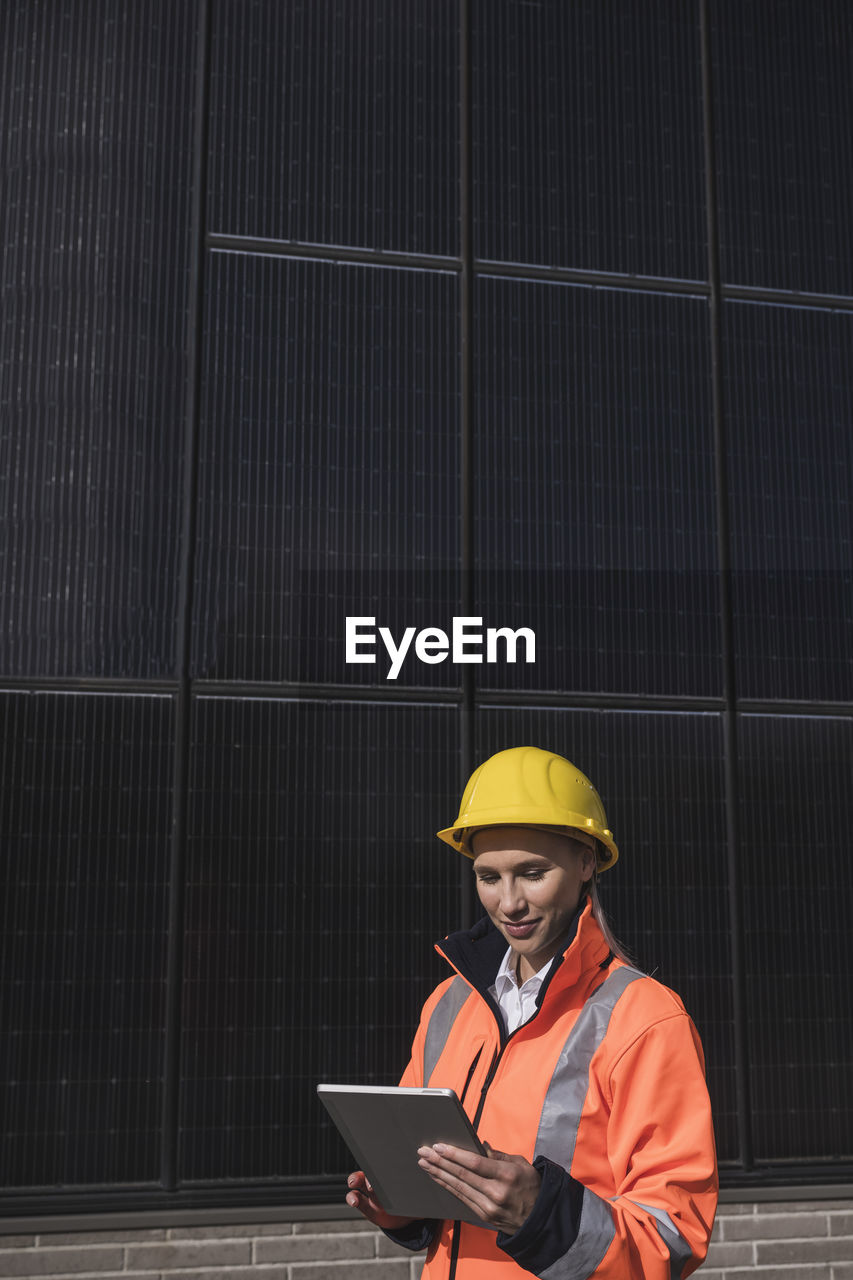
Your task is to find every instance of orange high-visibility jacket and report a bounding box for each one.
[396,898,718,1279]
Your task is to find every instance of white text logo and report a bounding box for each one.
[345,616,536,681]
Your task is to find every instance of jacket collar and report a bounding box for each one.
[435,895,610,1014]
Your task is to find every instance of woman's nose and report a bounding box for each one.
[499,879,526,916]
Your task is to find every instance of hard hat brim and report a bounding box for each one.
[436,819,618,869]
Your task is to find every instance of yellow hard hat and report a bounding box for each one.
[436,746,618,869]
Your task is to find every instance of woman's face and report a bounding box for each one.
[471,825,595,981]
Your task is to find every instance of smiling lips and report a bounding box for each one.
[502,919,541,938]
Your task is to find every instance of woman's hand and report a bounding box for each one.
[345,1169,417,1230]
[417,1141,541,1235]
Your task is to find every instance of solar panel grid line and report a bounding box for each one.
[164,0,212,1194]
[459,0,475,851]
[699,0,752,1172]
[204,230,853,319]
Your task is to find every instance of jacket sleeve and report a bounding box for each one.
[498,1010,718,1280]
[396,976,453,1088]
[378,986,450,1255]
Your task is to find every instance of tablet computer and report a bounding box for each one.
[317,1084,490,1224]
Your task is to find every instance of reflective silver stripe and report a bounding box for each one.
[535,966,645,1171]
[635,1201,694,1279]
[422,976,473,1085]
[541,1187,615,1280]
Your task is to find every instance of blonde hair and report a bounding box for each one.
[586,875,636,967]
[563,834,636,968]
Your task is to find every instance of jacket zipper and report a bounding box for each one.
[458,1045,483,1108]
[447,1036,512,1280]
[472,1041,504,1130]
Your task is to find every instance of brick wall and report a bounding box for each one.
[0,1197,851,1278]
[0,1219,420,1280]
[703,1197,853,1279]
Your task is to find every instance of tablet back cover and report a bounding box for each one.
[317,1084,489,1225]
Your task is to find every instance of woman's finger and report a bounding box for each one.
[417,1143,541,1233]
[424,1142,490,1171]
[420,1159,492,1217]
[418,1148,495,1199]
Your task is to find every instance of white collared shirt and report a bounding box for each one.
[488,946,555,1035]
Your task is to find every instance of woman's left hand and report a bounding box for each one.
[417,1141,541,1234]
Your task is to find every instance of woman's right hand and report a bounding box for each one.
[345,1170,416,1229]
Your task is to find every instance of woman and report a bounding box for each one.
[346,746,718,1279]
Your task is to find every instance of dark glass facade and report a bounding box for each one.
[2,0,851,1214]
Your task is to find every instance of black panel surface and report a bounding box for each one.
[0,1,197,677]
[192,253,460,684]
[713,0,853,294]
[725,303,853,703]
[179,697,460,1182]
[0,692,174,1188]
[476,706,736,1163]
[4,0,852,1212]
[474,279,721,697]
[472,0,705,279]
[738,715,852,1162]
[208,0,459,255]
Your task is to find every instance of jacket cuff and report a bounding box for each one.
[382,1218,439,1253]
[496,1155,584,1273]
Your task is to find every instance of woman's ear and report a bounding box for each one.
[580,847,596,882]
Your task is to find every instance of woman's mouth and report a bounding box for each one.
[503,919,540,938]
